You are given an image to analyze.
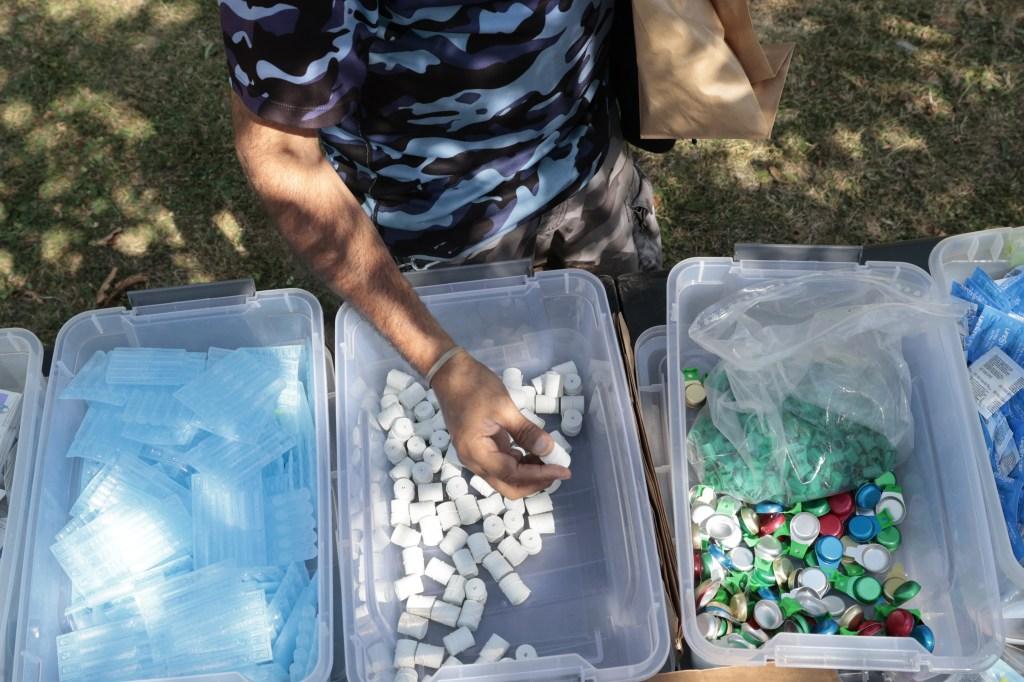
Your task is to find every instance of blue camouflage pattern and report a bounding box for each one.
[219,0,613,260]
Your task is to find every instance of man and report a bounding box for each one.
[219,0,661,498]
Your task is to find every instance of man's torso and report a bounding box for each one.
[221,0,613,260]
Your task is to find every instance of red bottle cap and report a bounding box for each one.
[694,550,703,584]
[759,513,787,536]
[818,514,844,538]
[829,492,854,517]
[885,609,915,638]
[857,621,884,637]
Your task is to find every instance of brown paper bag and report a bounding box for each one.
[632,0,795,140]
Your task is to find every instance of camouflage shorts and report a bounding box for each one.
[401,138,663,276]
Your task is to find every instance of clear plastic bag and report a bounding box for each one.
[686,272,962,504]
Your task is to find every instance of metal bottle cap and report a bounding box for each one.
[797,567,831,598]
[696,612,721,639]
[790,512,821,545]
[855,483,882,510]
[692,503,716,527]
[705,514,740,541]
[822,595,846,618]
[742,623,770,644]
[844,543,893,574]
[818,514,844,538]
[773,557,795,586]
[839,605,864,630]
[885,609,915,637]
[852,576,883,603]
[758,513,787,536]
[730,592,749,621]
[912,624,935,652]
[815,536,844,565]
[857,620,884,636]
[755,535,783,560]
[728,547,754,572]
[685,382,707,409]
[892,580,922,605]
[883,577,906,602]
[740,507,760,535]
[696,579,721,608]
[828,492,854,517]
[690,484,717,506]
[847,515,878,543]
[877,491,907,525]
[796,594,829,617]
[753,599,784,630]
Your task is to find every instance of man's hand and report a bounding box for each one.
[431,350,571,499]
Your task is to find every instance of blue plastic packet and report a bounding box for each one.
[983,412,1022,478]
[965,267,1012,311]
[966,305,1024,364]
[1000,268,1024,312]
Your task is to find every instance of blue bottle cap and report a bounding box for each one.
[815,536,844,565]
[755,502,784,514]
[855,484,882,511]
[911,624,935,653]
[815,618,839,635]
[847,515,878,543]
[757,587,779,602]
[708,544,731,569]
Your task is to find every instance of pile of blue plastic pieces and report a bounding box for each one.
[53,345,319,682]
[952,267,1024,562]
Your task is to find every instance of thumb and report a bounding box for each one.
[503,407,554,458]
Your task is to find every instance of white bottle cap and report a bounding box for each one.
[411,460,432,484]
[443,626,476,657]
[453,548,479,578]
[524,491,553,515]
[483,515,506,542]
[423,447,444,473]
[443,574,467,604]
[515,644,538,660]
[393,478,416,502]
[445,476,469,499]
[519,528,543,555]
[563,373,582,396]
[482,550,513,581]
[418,483,444,503]
[439,526,469,556]
[457,598,485,630]
[420,516,443,546]
[455,495,482,526]
[464,578,488,604]
[498,572,531,605]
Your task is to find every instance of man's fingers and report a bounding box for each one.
[503,407,554,458]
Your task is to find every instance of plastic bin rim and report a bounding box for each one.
[335,267,612,328]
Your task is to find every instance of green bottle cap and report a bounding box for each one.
[792,613,812,633]
[853,576,883,603]
[874,472,897,489]
[805,498,831,517]
[839,627,859,636]
[892,580,921,605]
[683,367,703,382]
[876,526,901,550]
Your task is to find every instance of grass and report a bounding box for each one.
[1,0,1022,344]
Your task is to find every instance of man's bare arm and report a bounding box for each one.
[229,93,569,497]
[230,93,453,376]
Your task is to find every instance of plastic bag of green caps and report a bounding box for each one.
[686,272,962,505]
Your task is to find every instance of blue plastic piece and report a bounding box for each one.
[174,349,287,443]
[756,587,778,601]
[267,563,310,638]
[50,496,193,600]
[191,473,268,568]
[180,426,295,484]
[59,351,130,406]
[277,382,318,509]
[105,347,206,386]
[266,488,317,564]
[70,453,190,521]
[120,387,200,446]
[65,406,146,463]
[272,572,318,670]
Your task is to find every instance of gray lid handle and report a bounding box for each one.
[127,279,256,311]
[734,243,864,264]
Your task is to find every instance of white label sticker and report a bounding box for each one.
[971,348,1024,419]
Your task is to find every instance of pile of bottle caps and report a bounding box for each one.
[690,473,935,652]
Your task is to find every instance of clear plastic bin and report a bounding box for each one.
[335,268,669,681]
[11,284,334,682]
[667,257,1004,674]
[0,329,46,681]
[929,227,1024,636]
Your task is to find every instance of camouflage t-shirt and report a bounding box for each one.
[219,0,613,261]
